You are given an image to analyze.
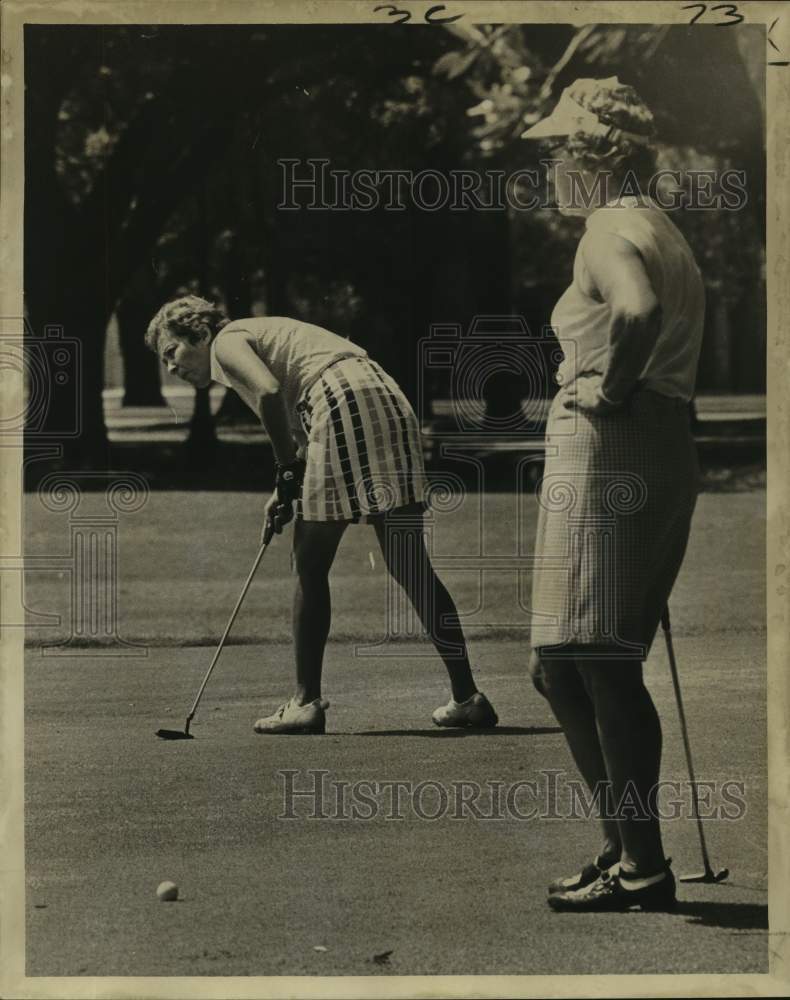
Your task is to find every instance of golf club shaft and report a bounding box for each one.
[186,527,274,725]
[661,607,714,874]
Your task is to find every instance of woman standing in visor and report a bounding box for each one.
[523,78,704,911]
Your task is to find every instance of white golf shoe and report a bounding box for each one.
[431,691,498,729]
[253,697,329,734]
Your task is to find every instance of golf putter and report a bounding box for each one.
[660,606,729,884]
[156,520,276,740]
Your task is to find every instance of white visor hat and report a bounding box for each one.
[521,85,652,147]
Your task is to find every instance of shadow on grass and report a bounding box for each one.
[342,726,563,737]
[677,900,768,931]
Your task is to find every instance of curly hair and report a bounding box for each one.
[558,77,657,182]
[144,295,229,354]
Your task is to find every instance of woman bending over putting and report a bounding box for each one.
[145,297,498,734]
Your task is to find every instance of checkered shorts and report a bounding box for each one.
[530,375,699,659]
[295,357,427,523]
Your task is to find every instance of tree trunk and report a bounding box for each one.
[23,172,112,466]
[23,37,110,467]
[709,294,733,392]
[187,182,218,452]
[185,385,217,455]
[117,269,167,407]
[474,205,516,422]
[217,225,256,425]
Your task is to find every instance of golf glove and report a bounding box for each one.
[263,493,292,538]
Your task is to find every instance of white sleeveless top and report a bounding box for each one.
[551,198,705,400]
[209,317,367,432]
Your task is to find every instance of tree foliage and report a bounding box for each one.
[24,21,766,475]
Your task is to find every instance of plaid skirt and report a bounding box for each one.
[295,356,427,523]
[530,375,699,659]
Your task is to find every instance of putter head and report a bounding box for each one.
[155,728,194,740]
[679,867,729,884]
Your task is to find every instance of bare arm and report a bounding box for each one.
[214,332,298,466]
[582,230,662,404]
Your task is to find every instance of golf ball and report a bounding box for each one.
[156,880,179,902]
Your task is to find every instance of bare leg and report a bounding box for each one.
[291,519,347,705]
[533,653,621,863]
[576,658,666,874]
[374,512,477,703]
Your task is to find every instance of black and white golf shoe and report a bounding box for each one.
[548,862,677,912]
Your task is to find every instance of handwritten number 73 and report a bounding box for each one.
[683,3,744,26]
